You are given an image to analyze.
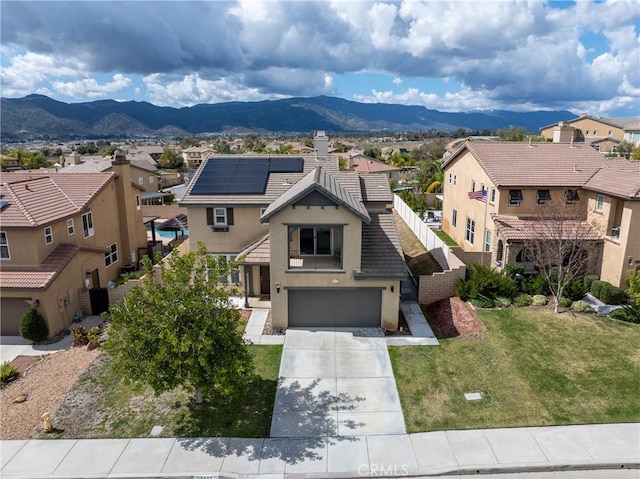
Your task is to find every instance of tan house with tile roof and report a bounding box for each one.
[181,149,406,330]
[351,154,402,180]
[182,146,214,168]
[440,142,640,285]
[0,155,149,336]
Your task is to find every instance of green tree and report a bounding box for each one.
[104,244,254,403]
[626,270,640,305]
[632,146,640,161]
[99,145,118,157]
[157,148,183,169]
[22,153,48,169]
[497,126,527,141]
[243,135,266,153]
[363,147,382,159]
[179,136,201,149]
[213,138,231,154]
[617,140,634,159]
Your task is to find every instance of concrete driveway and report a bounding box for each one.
[270,328,406,438]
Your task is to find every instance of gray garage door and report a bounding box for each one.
[1,298,30,336]
[288,289,382,328]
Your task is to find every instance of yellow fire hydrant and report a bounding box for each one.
[41,412,53,433]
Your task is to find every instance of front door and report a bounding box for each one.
[260,265,270,295]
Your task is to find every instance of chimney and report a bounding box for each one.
[110,151,136,267]
[70,152,82,165]
[313,130,329,158]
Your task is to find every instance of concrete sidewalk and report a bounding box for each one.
[2,423,638,478]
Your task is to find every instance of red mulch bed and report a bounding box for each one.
[238,309,251,321]
[425,297,486,339]
[10,356,39,376]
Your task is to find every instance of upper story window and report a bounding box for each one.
[593,130,597,135]
[608,130,612,135]
[215,208,227,225]
[453,175,457,186]
[136,194,141,211]
[565,189,579,205]
[82,212,94,238]
[206,207,234,229]
[452,209,458,228]
[585,130,589,135]
[448,173,452,184]
[484,229,491,252]
[509,189,523,207]
[105,243,118,267]
[471,180,476,191]
[138,177,144,185]
[67,218,75,235]
[490,188,496,204]
[537,189,551,205]
[465,217,475,244]
[44,226,53,245]
[595,194,604,212]
[149,175,155,184]
[0,231,10,259]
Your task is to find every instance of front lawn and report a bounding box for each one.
[54,345,282,438]
[389,308,640,432]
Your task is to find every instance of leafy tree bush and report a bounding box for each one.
[590,280,606,299]
[20,308,48,342]
[559,297,573,308]
[583,274,599,291]
[470,294,495,309]
[495,297,512,308]
[504,263,525,279]
[563,280,586,301]
[522,274,549,296]
[454,264,517,302]
[572,300,593,313]
[0,361,19,387]
[513,294,533,307]
[532,295,549,306]
[591,280,626,305]
[609,304,640,324]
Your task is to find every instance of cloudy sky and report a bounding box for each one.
[2,1,639,117]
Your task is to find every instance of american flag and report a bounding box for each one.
[468,190,487,202]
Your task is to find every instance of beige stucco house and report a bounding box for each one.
[182,146,214,168]
[0,155,149,336]
[441,142,639,287]
[180,150,407,330]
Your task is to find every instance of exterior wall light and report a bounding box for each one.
[275,282,281,293]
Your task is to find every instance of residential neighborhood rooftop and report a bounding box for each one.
[491,215,603,242]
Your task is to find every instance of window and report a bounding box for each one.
[465,217,475,244]
[537,189,551,205]
[509,189,523,206]
[105,243,118,267]
[44,226,53,245]
[471,180,476,191]
[300,227,332,255]
[452,209,458,228]
[480,183,485,192]
[453,175,457,186]
[593,130,597,135]
[206,207,234,228]
[595,194,604,212]
[209,254,240,284]
[612,145,618,153]
[484,229,491,252]
[82,212,94,237]
[608,130,612,135]
[67,218,75,235]
[448,173,452,184]
[565,189,579,205]
[136,194,141,211]
[0,231,9,259]
[138,177,144,185]
[149,175,155,184]
[585,130,589,135]
[389,172,395,179]
[490,188,496,204]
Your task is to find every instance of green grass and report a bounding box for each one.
[55,345,282,438]
[433,228,458,246]
[389,308,640,432]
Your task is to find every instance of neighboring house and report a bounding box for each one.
[351,154,403,181]
[0,156,149,336]
[623,122,640,145]
[127,145,164,162]
[180,149,406,330]
[441,142,639,286]
[540,114,640,149]
[182,146,214,168]
[0,155,22,172]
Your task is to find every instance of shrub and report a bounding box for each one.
[583,274,599,291]
[454,264,517,302]
[0,361,19,387]
[590,280,606,299]
[20,308,49,342]
[563,280,586,302]
[559,297,573,308]
[522,274,549,296]
[87,326,101,343]
[609,304,640,324]
[572,300,593,313]
[470,294,495,309]
[504,263,525,279]
[591,280,627,305]
[495,297,512,308]
[513,294,532,307]
[532,295,548,306]
[72,327,89,347]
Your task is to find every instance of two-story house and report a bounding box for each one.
[0,155,148,336]
[442,141,639,287]
[182,146,214,169]
[351,155,403,181]
[180,152,407,330]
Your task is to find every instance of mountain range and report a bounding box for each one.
[1,94,577,141]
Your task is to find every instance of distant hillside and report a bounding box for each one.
[0,94,576,141]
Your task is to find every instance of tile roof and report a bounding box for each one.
[0,243,82,289]
[351,155,401,174]
[360,175,393,203]
[443,142,615,188]
[61,155,158,173]
[0,172,114,227]
[238,234,270,264]
[583,160,640,199]
[492,215,603,242]
[260,167,371,223]
[359,213,408,279]
[180,155,339,206]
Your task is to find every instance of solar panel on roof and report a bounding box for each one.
[190,157,304,195]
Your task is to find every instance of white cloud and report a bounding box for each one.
[52,74,133,99]
[392,77,403,86]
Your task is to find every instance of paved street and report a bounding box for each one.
[270,328,406,437]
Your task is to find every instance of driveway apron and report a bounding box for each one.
[270,328,406,437]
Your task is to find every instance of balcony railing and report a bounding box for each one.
[289,249,342,269]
